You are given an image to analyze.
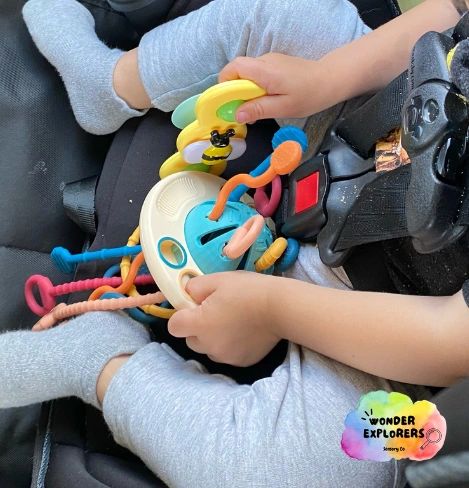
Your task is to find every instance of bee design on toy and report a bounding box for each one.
[200,129,236,165]
[159,80,266,178]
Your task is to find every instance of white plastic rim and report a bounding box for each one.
[140,172,226,310]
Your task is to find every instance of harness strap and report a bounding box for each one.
[315,72,410,265]
[334,165,410,251]
[62,176,98,236]
[335,71,409,158]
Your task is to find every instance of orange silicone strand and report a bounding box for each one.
[119,229,175,319]
[33,291,166,330]
[89,252,145,301]
[209,141,302,221]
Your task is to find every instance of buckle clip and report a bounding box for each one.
[278,129,376,266]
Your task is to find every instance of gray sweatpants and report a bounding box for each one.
[96,0,419,486]
[135,0,372,156]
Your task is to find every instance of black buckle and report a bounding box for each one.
[276,154,328,241]
[277,129,376,267]
[277,29,469,264]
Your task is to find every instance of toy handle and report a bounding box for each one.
[25,275,57,316]
[254,175,282,217]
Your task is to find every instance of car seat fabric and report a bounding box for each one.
[0,1,140,486]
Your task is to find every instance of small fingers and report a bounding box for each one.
[185,274,219,304]
[185,336,206,355]
[168,308,199,338]
[235,94,294,123]
[219,56,271,87]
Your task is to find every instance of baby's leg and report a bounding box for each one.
[22,0,369,135]
[0,312,151,409]
[102,342,400,487]
[135,0,369,111]
[0,309,399,486]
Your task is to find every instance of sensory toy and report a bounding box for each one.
[26,80,307,328]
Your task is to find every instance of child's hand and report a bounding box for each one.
[219,53,333,123]
[168,272,281,367]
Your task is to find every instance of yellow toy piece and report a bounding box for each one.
[159,80,266,179]
[255,238,288,272]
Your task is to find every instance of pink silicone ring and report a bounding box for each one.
[25,275,57,316]
[223,215,264,259]
[25,274,156,317]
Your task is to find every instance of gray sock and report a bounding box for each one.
[22,0,147,135]
[0,311,151,410]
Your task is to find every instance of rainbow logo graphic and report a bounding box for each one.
[341,391,446,461]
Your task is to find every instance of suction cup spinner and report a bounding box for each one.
[140,172,271,310]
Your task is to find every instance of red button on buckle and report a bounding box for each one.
[295,171,319,213]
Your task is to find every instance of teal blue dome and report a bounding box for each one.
[184,200,274,274]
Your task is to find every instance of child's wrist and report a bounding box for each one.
[264,275,301,341]
[309,57,353,112]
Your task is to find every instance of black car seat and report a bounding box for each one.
[0,1,141,487]
[0,1,400,487]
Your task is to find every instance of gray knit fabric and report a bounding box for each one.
[22,0,370,153]
[137,0,371,155]
[102,340,424,488]
[0,312,150,409]
[22,0,147,135]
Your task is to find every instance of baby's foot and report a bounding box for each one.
[0,312,150,409]
[22,0,147,134]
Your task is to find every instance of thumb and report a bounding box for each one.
[167,307,200,338]
[184,273,219,304]
[235,95,292,123]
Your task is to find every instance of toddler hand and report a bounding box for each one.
[219,53,333,123]
[168,272,281,367]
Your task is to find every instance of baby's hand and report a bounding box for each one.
[219,53,332,123]
[168,272,281,367]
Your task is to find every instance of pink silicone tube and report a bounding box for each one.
[32,291,165,331]
[25,274,155,317]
